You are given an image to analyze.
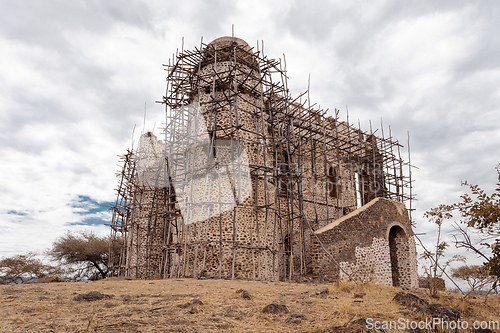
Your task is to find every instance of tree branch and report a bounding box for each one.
[453,223,490,261]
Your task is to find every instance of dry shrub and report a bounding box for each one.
[337,299,354,316]
[331,280,394,298]
[441,292,500,323]
[330,280,354,293]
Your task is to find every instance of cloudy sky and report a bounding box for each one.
[1,1,499,278]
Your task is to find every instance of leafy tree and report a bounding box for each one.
[48,231,119,280]
[452,164,500,282]
[456,164,500,235]
[489,242,500,278]
[0,253,61,284]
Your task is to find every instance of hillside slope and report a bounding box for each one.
[1,278,498,332]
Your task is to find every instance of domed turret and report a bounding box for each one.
[201,36,259,71]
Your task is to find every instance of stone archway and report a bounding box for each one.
[388,225,409,287]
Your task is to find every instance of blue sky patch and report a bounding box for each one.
[70,196,114,226]
[7,210,28,216]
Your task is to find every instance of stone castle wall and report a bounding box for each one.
[123,36,418,284]
[311,197,418,288]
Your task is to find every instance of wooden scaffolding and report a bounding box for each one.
[109,37,414,280]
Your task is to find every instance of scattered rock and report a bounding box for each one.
[103,302,117,308]
[262,303,289,314]
[414,303,460,321]
[286,317,302,324]
[287,313,307,323]
[191,298,203,305]
[350,318,367,326]
[392,291,428,308]
[177,302,191,308]
[189,306,199,314]
[353,293,365,299]
[241,290,251,299]
[236,289,251,299]
[38,296,49,300]
[73,291,114,302]
[393,292,460,322]
[316,287,329,295]
[121,295,137,302]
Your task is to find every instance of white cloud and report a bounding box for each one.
[1,1,499,277]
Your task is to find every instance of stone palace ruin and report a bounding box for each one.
[110,36,418,288]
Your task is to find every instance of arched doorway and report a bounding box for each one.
[388,225,409,287]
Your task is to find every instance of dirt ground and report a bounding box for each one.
[0,278,498,332]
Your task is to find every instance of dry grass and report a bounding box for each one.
[0,278,498,332]
[435,289,500,324]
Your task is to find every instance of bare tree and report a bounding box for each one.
[0,253,61,284]
[48,231,119,280]
[451,265,497,298]
[421,205,459,297]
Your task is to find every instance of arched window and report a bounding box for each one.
[208,130,216,159]
[389,225,409,287]
[327,165,340,198]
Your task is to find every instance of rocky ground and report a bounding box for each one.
[0,277,499,332]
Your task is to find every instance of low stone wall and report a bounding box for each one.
[311,197,418,288]
[418,277,446,290]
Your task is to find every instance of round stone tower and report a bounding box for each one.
[173,36,279,280]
